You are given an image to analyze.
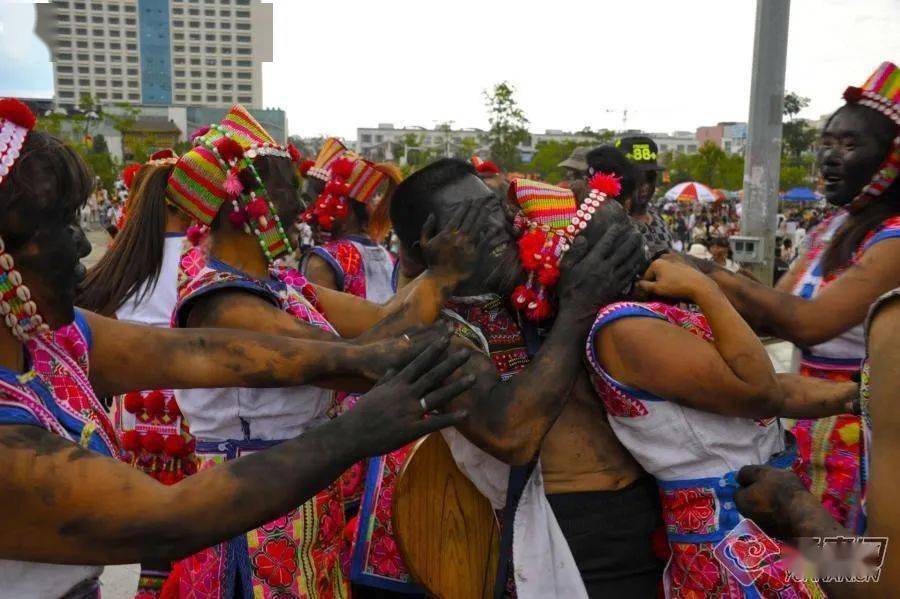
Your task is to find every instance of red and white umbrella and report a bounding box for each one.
[665,181,718,203]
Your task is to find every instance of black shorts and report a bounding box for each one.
[547,476,664,598]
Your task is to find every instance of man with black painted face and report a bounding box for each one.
[390,159,663,598]
[680,62,900,534]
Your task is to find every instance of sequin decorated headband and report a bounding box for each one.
[508,173,621,320]
[300,137,386,231]
[843,61,900,213]
[0,98,49,341]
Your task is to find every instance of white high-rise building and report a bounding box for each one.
[36,0,273,109]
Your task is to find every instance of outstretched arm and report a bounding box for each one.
[85,310,442,397]
[0,339,472,566]
[690,239,900,346]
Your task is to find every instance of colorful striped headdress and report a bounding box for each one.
[508,174,621,321]
[300,137,386,231]
[167,104,297,262]
[843,62,900,212]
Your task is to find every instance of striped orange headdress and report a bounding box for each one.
[508,174,621,321]
[843,62,900,212]
[300,137,386,231]
[167,104,297,262]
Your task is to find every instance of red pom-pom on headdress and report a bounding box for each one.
[288,143,301,164]
[843,86,864,103]
[588,172,622,198]
[299,159,315,176]
[122,163,142,190]
[331,156,355,179]
[0,98,37,130]
[476,160,501,175]
[150,149,177,161]
[215,137,245,163]
[517,229,547,270]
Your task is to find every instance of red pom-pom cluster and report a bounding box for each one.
[122,163,142,190]
[301,154,359,231]
[512,227,565,321]
[288,143,301,164]
[299,160,316,176]
[0,98,37,130]
[476,160,501,175]
[149,148,177,161]
[843,86,864,103]
[588,172,623,198]
[119,390,196,484]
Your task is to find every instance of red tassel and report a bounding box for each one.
[288,143,301,163]
[215,137,245,163]
[142,431,165,454]
[164,434,187,458]
[538,264,560,286]
[517,230,547,270]
[123,392,144,414]
[186,225,205,246]
[511,284,537,308]
[0,98,37,130]
[325,180,350,197]
[165,397,182,418]
[332,197,350,219]
[121,163,142,191]
[144,391,166,418]
[331,157,355,178]
[224,169,244,198]
[299,160,316,176]
[319,215,334,230]
[588,172,623,198]
[526,296,553,321]
[246,198,269,219]
[476,160,501,175]
[228,208,248,228]
[122,429,142,452]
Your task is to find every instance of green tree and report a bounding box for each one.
[528,140,592,183]
[455,136,481,161]
[781,91,817,164]
[783,92,810,120]
[483,82,530,171]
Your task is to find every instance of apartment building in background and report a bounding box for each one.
[36,0,273,109]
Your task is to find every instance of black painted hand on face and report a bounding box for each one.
[426,175,521,296]
[819,104,897,206]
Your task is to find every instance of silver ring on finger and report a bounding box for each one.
[419,397,428,411]
[403,334,411,344]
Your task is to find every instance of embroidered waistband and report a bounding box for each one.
[657,447,795,544]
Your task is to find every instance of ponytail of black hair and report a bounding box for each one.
[76,163,175,315]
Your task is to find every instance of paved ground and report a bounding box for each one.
[88,225,798,596]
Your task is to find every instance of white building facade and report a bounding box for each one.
[36,0,273,110]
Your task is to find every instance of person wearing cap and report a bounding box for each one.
[616,136,675,251]
[557,145,591,184]
[585,145,672,257]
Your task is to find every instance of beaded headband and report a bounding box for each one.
[508,173,621,320]
[167,104,297,262]
[0,99,48,341]
[300,137,386,231]
[843,62,900,213]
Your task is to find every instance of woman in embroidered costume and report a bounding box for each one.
[164,106,481,599]
[736,287,900,598]
[0,98,472,598]
[297,140,417,594]
[77,152,203,598]
[584,219,855,595]
[692,62,900,534]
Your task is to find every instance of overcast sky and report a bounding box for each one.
[2,0,898,138]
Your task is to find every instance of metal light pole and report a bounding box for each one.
[740,0,791,284]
